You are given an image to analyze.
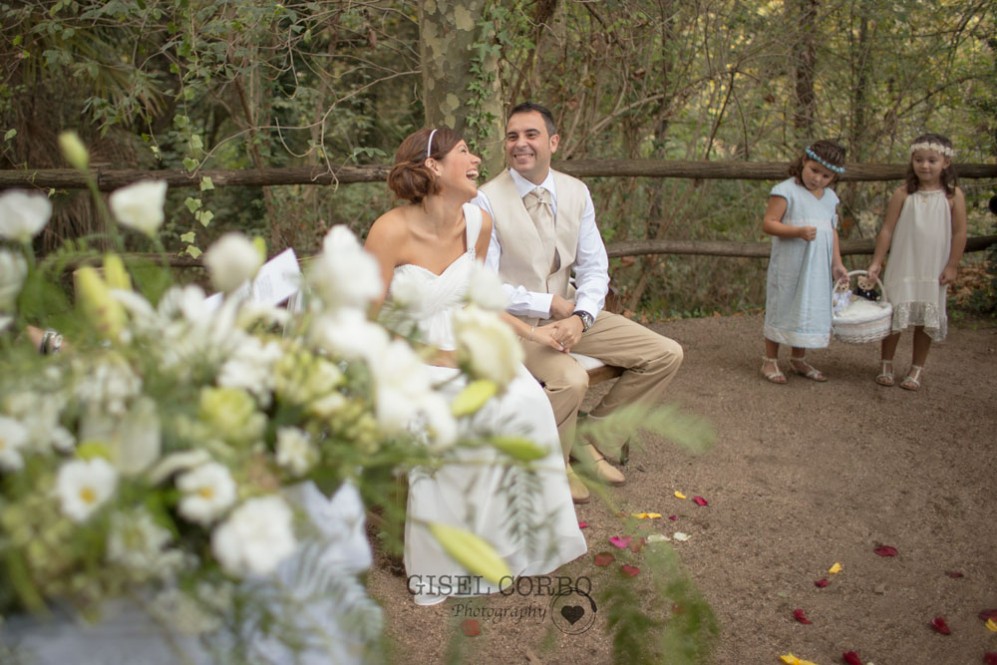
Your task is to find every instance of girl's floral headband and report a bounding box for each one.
[805,147,846,174]
[909,141,955,158]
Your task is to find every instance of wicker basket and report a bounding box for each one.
[831,270,893,344]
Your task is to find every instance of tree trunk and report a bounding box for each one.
[791,0,819,138]
[419,0,503,174]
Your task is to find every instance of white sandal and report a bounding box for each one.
[900,365,923,391]
[789,358,827,382]
[875,360,895,387]
[761,357,786,384]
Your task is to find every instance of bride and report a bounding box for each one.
[364,127,587,606]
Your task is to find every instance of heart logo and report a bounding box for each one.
[560,604,584,625]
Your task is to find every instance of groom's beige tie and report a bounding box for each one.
[524,187,559,273]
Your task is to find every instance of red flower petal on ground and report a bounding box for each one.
[578,521,588,529]
[668,514,678,521]
[814,578,830,588]
[873,545,898,557]
[461,619,481,636]
[609,536,631,549]
[930,616,951,635]
[692,496,709,506]
[594,552,615,567]
[793,608,812,624]
[979,609,997,622]
[620,564,640,577]
[984,652,997,665]
[945,570,965,578]
[842,651,863,665]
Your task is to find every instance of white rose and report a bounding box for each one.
[452,305,523,388]
[109,180,168,237]
[0,190,51,243]
[211,495,297,577]
[306,226,382,310]
[368,339,436,433]
[56,458,118,522]
[0,249,27,311]
[176,461,238,526]
[466,263,509,311]
[310,308,389,362]
[203,233,263,294]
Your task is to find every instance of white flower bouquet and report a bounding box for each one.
[0,135,534,662]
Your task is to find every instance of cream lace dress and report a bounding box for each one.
[883,189,952,341]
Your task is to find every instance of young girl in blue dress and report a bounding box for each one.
[761,141,849,384]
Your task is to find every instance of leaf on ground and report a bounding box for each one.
[609,536,631,549]
[842,651,863,665]
[930,616,951,635]
[593,552,615,567]
[814,578,831,588]
[629,537,645,553]
[873,545,898,557]
[461,619,481,637]
[692,495,709,506]
[793,608,812,624]
[620,564,640,577]
[828,562,843,574]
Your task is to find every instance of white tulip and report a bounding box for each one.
[203,233,263,294]
[109,180,168,237]
[452,305,523,388]
[0,249,27,311]
[0,190,51,243]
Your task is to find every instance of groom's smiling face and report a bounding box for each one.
[505,110,559,185]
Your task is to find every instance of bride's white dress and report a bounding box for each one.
[392,204,587,599]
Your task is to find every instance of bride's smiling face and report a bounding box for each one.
[431,140,480,200]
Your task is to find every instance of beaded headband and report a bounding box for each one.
[804,146,846,174]
[426,128,438,159]
[909,141,955,158]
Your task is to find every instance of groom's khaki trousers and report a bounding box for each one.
[521,311,683,463]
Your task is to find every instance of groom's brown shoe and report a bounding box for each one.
[566,467,590,504]
[581,444,625,486]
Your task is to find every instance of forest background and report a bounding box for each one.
[1,0,995,317]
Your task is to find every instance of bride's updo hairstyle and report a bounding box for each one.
[387,127,462,204]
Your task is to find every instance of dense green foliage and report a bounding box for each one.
[1,0,994,314]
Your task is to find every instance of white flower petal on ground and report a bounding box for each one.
[108,180,168,237]
[452,305,523,387]
[0,416,29,471]
[0,249,28,311]
[55,458,118,522]
[211,495,297,577]
[466,263,509,311]
[0,190,52,243]
[275,427,317,476]
[176,461,238,526]
[203,232,263,294]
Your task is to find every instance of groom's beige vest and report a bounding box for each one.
[480,169,587,318]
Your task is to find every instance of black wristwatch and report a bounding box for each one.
[573,310,594,332]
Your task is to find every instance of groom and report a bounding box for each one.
[475,102,683,503]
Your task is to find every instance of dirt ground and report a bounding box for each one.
[367,311,997,665]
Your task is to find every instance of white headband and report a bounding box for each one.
[909,141,955,158]
[426,128,438,159]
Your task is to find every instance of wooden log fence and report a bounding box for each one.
[3,160,995,262]
[1,160,995,191]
